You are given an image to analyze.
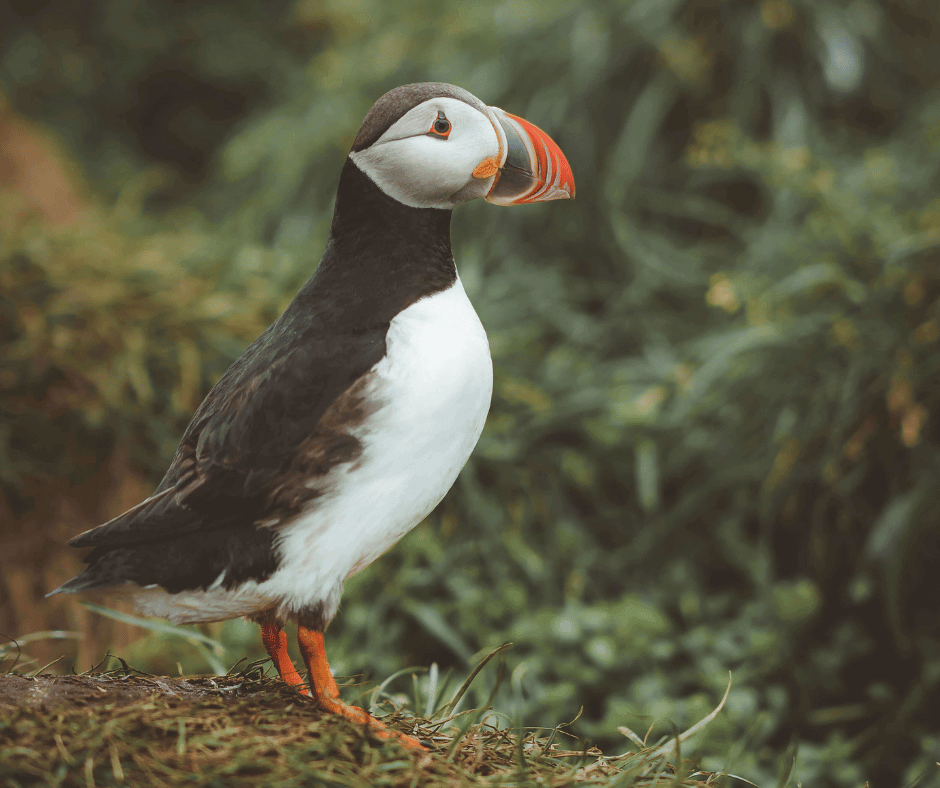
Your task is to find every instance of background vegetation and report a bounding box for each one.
[2,0,940,785]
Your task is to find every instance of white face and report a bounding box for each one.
[349,97,503,210]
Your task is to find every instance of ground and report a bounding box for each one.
[0,667,722,787]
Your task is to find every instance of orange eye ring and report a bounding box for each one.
[428,111,451,139]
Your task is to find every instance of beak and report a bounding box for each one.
[483,106,575,205]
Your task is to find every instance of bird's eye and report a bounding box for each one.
[428,111,451,138]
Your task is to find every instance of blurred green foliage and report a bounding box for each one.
[3,0,940,785]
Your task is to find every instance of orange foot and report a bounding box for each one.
[297,626,428,752]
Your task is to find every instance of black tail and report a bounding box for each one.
[45,567,112,597]
[48,524,279,599]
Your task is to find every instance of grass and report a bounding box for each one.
[0,645,740,788]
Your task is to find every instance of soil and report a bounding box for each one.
[0,671,264,711]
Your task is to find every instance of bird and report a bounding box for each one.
[50,82,574,751]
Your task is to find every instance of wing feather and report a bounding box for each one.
[70,322,387,548]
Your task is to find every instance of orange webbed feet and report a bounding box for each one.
[297,625,428,752]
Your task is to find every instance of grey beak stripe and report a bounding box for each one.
[487,114,541,202]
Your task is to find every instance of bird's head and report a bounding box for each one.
[348,82,575,211]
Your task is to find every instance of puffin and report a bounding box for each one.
[50,82,575,750]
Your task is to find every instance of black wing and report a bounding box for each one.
[68,316,387,550]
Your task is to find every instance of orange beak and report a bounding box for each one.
[484,107,575,205]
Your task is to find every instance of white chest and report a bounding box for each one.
[271,278,493,606]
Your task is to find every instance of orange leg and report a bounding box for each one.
[260,621,309,696]
[297,625,427,751]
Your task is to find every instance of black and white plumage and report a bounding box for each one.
[51,82,574,748]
